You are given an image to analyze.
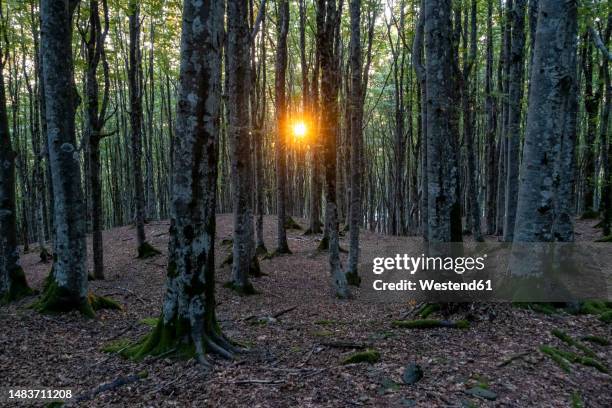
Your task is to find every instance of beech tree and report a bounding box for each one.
[124,0,236,363]
[0,0,32,304]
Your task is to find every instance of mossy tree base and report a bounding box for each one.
[595,235,612,242]
[0,266,33,305]
[303,226,323,235]
[31,273,120,317]
[284,217,303,230]
[255,244,268,256]
[39,247,52,263]
[223,281,258,296]
[116,315,238,364]
[345,271,361,287]
[137,242,161,259]
[317,236,329,251]
[580,209,599,220]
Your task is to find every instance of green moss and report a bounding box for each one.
[140,317,159,327]
[88,293,122,311]
[342,349,381,365]
[31,274,95,318]
[551,329,597,358]
[119,317,196,361]
[220,253,233,267]
[101,338,132,353]
[284,217,303,230]
[345,271,361,287]
[599,311,612,323]
[317,236,329,251]
[0,266,33,305]
[571,392,583,408]
[513,302,560,315]
[313,330,333,337]
[255,244,268,256]
[392,319,469,329]
[540,345,571,373]
[418,303,441,319]
[220,238,233,246]
[595,235,612,242]
[540,345,608,374]
[315,319,335,326]
[578,300,610,315]
[581,335,610,346]
[580,209,599,219]
[137,242,161,259]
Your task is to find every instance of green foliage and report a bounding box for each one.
[571,392,583,408]
[341,349,380,365]
[599,311,612,324]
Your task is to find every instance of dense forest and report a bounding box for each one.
[0,0,611,406]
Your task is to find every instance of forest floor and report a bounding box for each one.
[1,215,611,407]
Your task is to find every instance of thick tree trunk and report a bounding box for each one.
[274,0,291,254]
[503,0,527,242]
[35,0,91,315]
[424,0,460,243]
[514,0,578,245]
[127,0,235,364]
[229,0,259,293]
[600,15,612,237]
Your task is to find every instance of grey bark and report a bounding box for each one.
[485,0,497,235]
[40,0,89,308]
[514,0,578,244]
[228,0,258,292]
[274,0,290,254]
[319,0,350,298]
[503,0,527,242]
[424,0,460,243]
[128,0,148,254]
[346,0,363,282]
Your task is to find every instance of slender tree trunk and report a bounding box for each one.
[274,0,291,254]
[485,0,497,235]
[346,0,362,285]
[503,0,527,242]
[0,10,32,303]
[128,0,157,258]
[319,0,350,298]
[229,0,259,293]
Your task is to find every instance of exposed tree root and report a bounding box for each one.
[88,293,122,312]
[137,242,161,259]
[540,345,608,373]
[417,303,441,319]
[341,349,380,364]
[595,235,612,242]
[115,315,237,364]
[551,329,597,358]
[0,266,33,305]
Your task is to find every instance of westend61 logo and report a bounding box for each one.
[372,254,488,275]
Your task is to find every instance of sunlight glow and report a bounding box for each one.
[292,121,308,139]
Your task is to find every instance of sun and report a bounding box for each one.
[292,121,307,138]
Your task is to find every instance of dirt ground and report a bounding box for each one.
[1,215,610,407]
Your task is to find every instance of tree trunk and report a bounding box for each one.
[484,0,497,235]
[424,0,460,243]
[503,0,527,242]
[514,0,578,245]
[127,0,235,364]
[35,0,91,315]
[274,0,291,254]
[319,0,350,298]
[229,0,259,293]
[0,23,32,304]
[346,0,362,285]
